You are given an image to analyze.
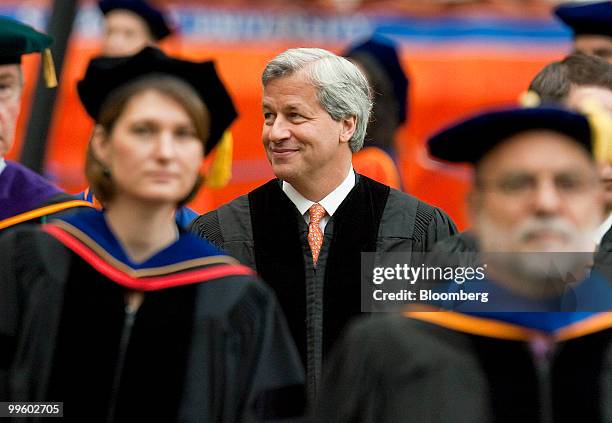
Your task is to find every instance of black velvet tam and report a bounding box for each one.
[98,0,173,40]
[555,1,612,37]
[428,106,592,164]
[77,46,238,154]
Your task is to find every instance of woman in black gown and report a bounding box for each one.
[0,47,304,423]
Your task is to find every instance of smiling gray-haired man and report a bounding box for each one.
[191,47,457,399]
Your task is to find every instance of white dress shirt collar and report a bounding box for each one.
[594,212,612,244]
[0,158,6,177]
[282,167,356,217]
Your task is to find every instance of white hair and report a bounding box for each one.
[262,47,373,152]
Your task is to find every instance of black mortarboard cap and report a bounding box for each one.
[77,46,237,154]
[346,35,410,124]
[554,1,612,37]
[428,106,592,164]
[99,0,172,40]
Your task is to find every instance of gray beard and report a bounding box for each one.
[475,213,597,298]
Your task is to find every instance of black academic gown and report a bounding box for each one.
[0,210,305,422]
[191,175,457,399]
[595,226,612,283]
[317,312,612,423]
[431,230,479,253]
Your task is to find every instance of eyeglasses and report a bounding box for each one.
[476,173,599,200]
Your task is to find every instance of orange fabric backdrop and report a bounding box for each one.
[9,40,565,229]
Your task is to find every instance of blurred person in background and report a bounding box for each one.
[555,1,612,63]
[0,17,92,234]
[191,47,456,401]
[317,105,612,423]
[345,35,409,190]
[0,47,305,422]
[529,52,612,245]
[529,52,612,112]
[435,52,612,254]
[99,0,172,57]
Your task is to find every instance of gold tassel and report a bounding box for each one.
[42,48,57,88]
[518,90,541,108]
[582,99,612,164]
[205,130,233,188]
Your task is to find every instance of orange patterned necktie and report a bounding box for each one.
[308,203,326,266]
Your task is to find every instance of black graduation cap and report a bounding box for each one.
[554,1,612,38]
[427,106,592,164]
[98,0,173,40]
[346,35,410,124]
[0,16,57,86]
[77,46,238,155]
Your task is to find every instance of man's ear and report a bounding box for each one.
[90,125,110,164]
[339,116,357,144]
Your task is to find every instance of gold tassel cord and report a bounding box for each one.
[518,91,541,108]
[518,91,612,163]
[205,130,233,188]
[42,48,57,88]
[583,99,612,164]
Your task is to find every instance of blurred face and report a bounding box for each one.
[0,64,22,158]
[566,85,612,113]
[470,130,602,254]
[566,85,612,212]
[93,90,203,206]
[262,72,355,191]
[102,10,155,57]
[574,35,612,64]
